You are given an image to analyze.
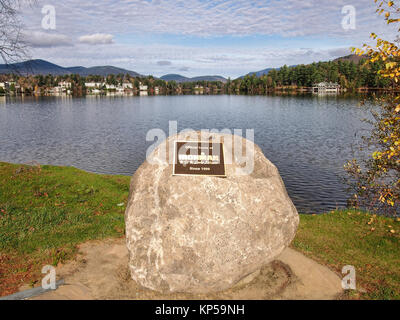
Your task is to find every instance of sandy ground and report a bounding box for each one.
[28,238,343,300]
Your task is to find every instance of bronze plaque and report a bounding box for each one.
[173,141,226,177]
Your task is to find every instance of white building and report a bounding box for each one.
[106,84,116,90]
[312,82,340,94]
[139,83,148,91]
[122,82,133,89]
[194,85,204,94]
[58,81,72,89]
[52,86,62,93]
[0,81,18,91]
[85,82,104,88]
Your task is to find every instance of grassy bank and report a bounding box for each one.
[0,162,399,299]
[0,162,129,296]
[292,211,400,299]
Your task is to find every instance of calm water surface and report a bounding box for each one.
[0,94,372,213]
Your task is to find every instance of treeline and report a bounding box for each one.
[224,59,391,94]
[0,73,188,95]
[0,58,392,96]
[267,60,390,88]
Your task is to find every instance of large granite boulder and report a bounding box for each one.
[125,131,299,293]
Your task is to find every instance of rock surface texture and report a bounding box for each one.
[125,131,299,293]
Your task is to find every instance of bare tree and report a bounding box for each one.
[0,0,31,65]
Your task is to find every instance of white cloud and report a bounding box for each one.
[157,60,172,66]
[328,47,352,57]
[16,0,398,77]
[22,31,73,48]
[78,33,114,45]
[179,66,190,72]
[20,0,398,40]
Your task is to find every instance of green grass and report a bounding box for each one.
[0,162,130,295]
[0,162,130,253]
[292,210,400,300]
[0,161,399,299]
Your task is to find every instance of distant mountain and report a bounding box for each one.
[0,59,67,75]
[242,68,275,78]
[333,54,368,64]
[0,59,142,77]
[77,66,141,77]
[239,65,298,79]
[190,75,227,82]
[160,74,189,82]
[160,74,227,83]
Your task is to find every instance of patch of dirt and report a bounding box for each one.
[30,238,343,300]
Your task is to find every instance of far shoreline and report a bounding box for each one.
[0,91,382,99]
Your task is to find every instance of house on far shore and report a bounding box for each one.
[139,82,148,96]
[312,82,340,94]
[50,86,62,94]
[57,81,72,94]
[116,86,124,94]
[139,83,148,92]
[0,81,13,89]
[122,82,133,90]
[85,82,104,88]
[85,82,105,94]
[0,81,20,93]
[194,85,204,95]
[58,81,71,89]
[106,84,116,90]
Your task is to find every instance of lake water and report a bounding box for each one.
[0,94,372,213]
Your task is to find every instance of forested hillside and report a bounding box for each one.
[228,59,390,93]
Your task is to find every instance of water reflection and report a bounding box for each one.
[0,94,373,213]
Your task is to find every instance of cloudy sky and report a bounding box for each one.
[15,0,399,78]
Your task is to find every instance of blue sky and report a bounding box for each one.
[17,0,398,78]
